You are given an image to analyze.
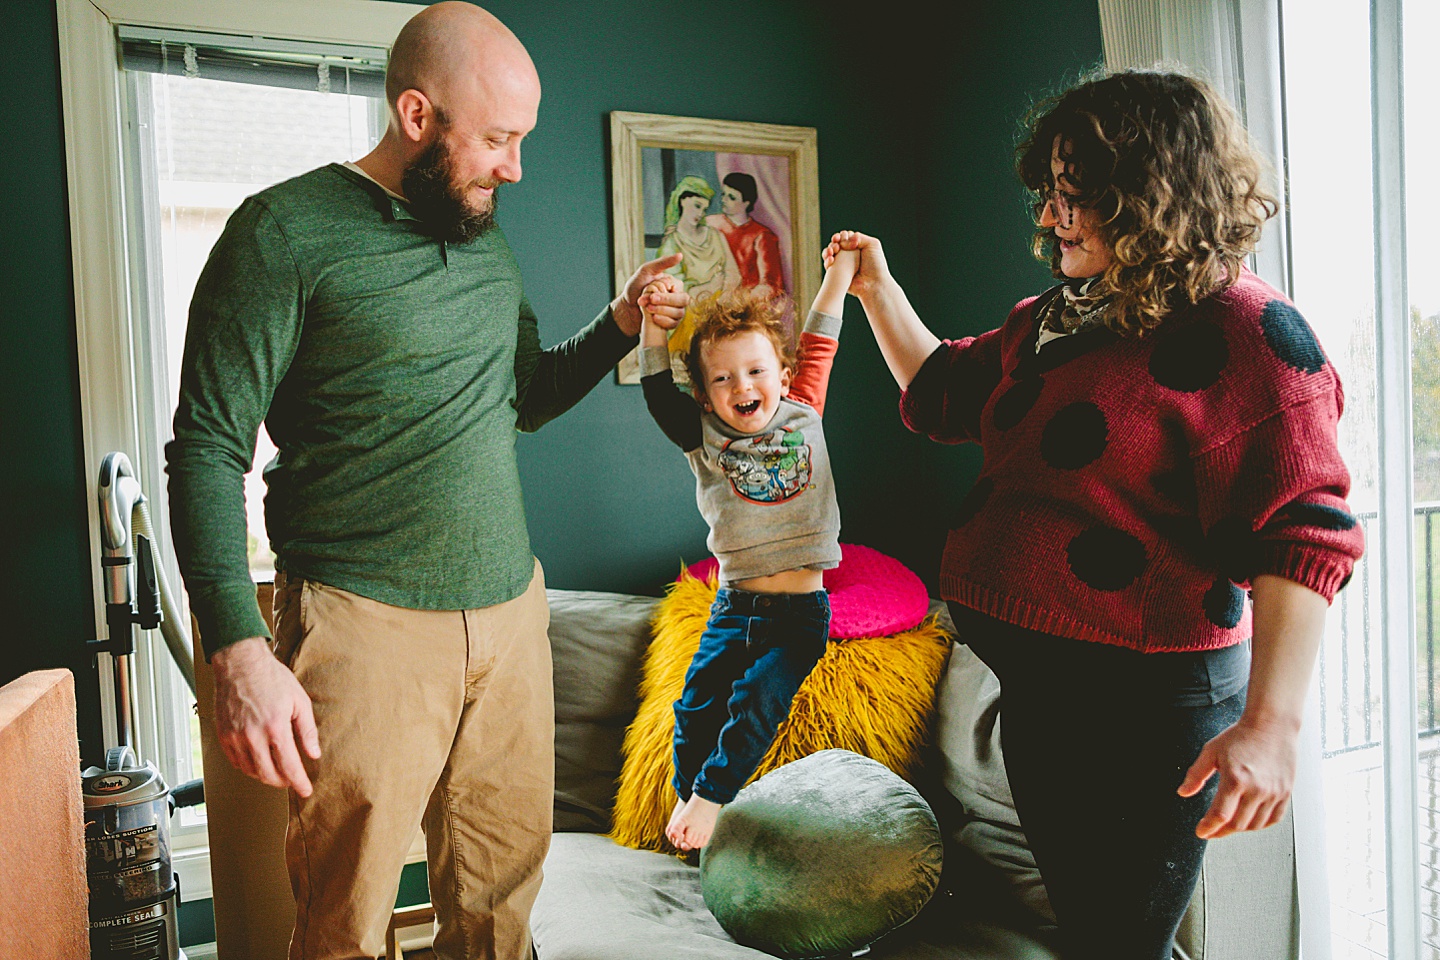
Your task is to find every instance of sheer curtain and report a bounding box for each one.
[1095,0,1290,295]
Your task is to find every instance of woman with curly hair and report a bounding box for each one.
[828,70,1364,958]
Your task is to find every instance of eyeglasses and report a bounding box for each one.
[1039,185,1085,218]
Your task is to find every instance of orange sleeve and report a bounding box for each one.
[788,331,838,416]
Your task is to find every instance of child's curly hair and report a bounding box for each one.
[1016,69,1279,337]
[684,287,797,393]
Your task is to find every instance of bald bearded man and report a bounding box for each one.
[166,5,687,958]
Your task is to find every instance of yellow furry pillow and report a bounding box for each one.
[608,573,953,853]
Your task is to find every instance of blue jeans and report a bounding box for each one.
[671,588,831,805]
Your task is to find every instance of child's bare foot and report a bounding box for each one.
[665,797,688,848]
[668,795,723,851]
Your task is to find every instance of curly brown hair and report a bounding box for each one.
[684,287,797,394]
[1016,69,1279,336]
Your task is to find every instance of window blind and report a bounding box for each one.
[118,25,387,98]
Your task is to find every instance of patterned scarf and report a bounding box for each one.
[1042,277,1112,335]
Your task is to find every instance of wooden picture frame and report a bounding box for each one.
[609,110,820,384]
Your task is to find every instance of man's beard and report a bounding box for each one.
[402,137,498,244]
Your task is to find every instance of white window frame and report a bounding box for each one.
[1096,1,1423,956]
[1366,0,1422,956]
[56,0,419,905]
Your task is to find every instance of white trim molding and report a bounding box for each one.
[1369,0,1422,955]
[55,0,419,918]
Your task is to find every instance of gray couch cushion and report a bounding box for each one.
[534,833,770,959]
[540,592,1303,960]
[548,590,658,832]
[930,632,1055,927]
[533,833,1061,960]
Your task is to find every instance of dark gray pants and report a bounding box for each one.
[952,603,1247,960]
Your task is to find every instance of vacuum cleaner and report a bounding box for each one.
[84,452,204,960]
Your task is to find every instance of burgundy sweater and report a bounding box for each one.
[901,269,1364,653]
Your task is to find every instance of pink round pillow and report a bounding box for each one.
[684,543,930,639]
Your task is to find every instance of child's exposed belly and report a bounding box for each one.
[733,568,824,594]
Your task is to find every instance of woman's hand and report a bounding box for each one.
[1179,573,1327,839]
[821,229,937,389]
[1178,715,1298,839]
[822,230,891,301]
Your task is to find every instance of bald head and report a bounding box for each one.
[385,2,539,125]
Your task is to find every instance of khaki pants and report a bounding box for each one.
[272,561,553,960]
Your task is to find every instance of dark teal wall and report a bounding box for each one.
[0,0,1101,799]
[489,0,929,595]
[853,2,1109,578]
[1,0,103,763]
[5,0,1101,948]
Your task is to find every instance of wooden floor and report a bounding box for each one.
[1325,740,1440,959]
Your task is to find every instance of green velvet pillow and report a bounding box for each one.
[700,749,943,959]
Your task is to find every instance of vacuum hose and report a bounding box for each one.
[96,452,195,697]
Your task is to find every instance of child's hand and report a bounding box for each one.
[640,276,684,324]
[822,230,891,300]
[825,247,860,282]
[639,276,681,347]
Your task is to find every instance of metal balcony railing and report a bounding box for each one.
[1319,504,1440,757]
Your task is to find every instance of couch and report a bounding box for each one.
[531,589,1307,960]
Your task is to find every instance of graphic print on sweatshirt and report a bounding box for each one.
[718,426,812,504]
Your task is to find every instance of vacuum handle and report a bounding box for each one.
[105,744,137,773]
[135,534,162,631]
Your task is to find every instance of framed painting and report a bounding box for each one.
[609,110,820,384]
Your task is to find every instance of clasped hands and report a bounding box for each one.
[613,252,689,337]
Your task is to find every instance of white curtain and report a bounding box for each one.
[1096,0,1290,296]
[1098,0,1245,115]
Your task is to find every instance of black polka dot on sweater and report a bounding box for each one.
[991,376,1045,431]
[1207,516,1260,583]
[1203,576,1246,628]
[1149,321,1229,392]
[1276,501,1357,531]
[951,475,993,529]
[1151,463,1198,508]
[1152,513,1206,553]
[1041,402,1109,469]
[1261,300,1326,374]
[1066,527,1148,591]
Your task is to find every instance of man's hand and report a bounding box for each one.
[211,636,321,797]
[1178,715,1299,839]
[612,253,689,336]
[823,230,891,301]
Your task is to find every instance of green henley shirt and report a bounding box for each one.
[166,164,636,657]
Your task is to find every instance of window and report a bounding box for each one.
[57,0,413,906]
[1282,0,1429,956]
[121,29,387,582]
[1099,0,1428,954]
[118,29,385,846]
